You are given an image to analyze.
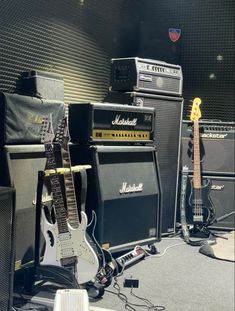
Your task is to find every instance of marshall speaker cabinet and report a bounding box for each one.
[181,121,235,176]
[105,92,184,235]
[70,145,162,252]
[69,102,155,144]
[0,145,50,269]
[109,57,183,96]
[0,187,15,311]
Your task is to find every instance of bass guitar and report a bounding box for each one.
[40,113,100,285]
[187,98,215,227]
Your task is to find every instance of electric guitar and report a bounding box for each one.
[187,98,215,227]
[54,117,116,286]
[40,113,100,285]
[54,117,105,268]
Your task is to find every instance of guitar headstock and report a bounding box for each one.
[190,97,202,122]
[54,117,70,148]
[40,113,55,144]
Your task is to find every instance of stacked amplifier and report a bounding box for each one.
[69,102,162,252]
[105,57,184,235]
[181,121,235,230]
[0,92,65,270]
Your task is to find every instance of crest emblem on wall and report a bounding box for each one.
[168,28,181,42]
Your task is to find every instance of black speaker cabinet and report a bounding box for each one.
[181,121,235,175]
[70,144,162,252]
[0,187,15,311]
[105,92,184,235]
[0,145,49,269]
[185,175,235,230]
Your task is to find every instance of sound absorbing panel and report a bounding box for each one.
[0,187,15,311]
[70,144,162,252]
[0,145,49,269]
[186,175,235,230]
[105,92,183,235]
[181,120,235,176]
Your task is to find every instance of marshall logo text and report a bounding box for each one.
[119,182,144,194]
[112,114,137,126]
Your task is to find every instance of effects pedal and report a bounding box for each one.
[116,246,146,270]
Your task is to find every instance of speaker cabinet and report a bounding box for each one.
[0,145,49,269]
[181,121,235,175]
[70,145,162,252]
[0,187,15,311]
[105,92,183,235]
[185,175,235,230]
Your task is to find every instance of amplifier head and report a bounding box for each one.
[109,57,183,96]
[69,102,155,144]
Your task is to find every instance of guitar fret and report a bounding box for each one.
[44,143,70,235]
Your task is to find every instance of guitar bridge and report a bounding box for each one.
[193,215,203,223]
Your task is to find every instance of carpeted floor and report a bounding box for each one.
[90,234,235,311]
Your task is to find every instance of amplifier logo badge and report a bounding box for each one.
[211,185,225,191]
[139,74,152,82]
[201,133,228,139]
[169,28,181,42]
[112,114,137,126]
[119,182,143,194]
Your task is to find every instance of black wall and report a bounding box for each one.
[0,0,234,121]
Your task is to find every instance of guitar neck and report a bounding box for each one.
[61,146,80,228]
[44,144,69,234]
[193,121,201,189]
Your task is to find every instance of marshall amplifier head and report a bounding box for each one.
[69,102,155,144]
[181,120,235,175]
[109,57,183,96]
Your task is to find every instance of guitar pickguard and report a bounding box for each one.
[41,208,99,284]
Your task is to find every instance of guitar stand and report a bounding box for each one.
[21,170,80,296]
[23,169,104,299]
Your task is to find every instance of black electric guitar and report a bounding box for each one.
[54,117,116,286]
[40,114,100,285]
[187,98,215,227]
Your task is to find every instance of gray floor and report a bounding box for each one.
[90,237,235,311]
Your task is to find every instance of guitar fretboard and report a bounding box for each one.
[193,121,201,189]
[44,143,69,234]
[61,147,80,229]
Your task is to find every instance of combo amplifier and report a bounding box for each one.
[69,102,155,144]
[105,92,183,235]
[70,144,162,252]
[181,120,235,175]
[0,92,65,145]
[0,145,50,269]
[185,175,235,230]
[109,57,183,96]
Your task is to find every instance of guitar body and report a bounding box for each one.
[86,211,105,268]
[188,178,215,226]
[41,208,100,284]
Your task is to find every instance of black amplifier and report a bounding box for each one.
[69,102,155,144]
[109,57,183,96]
[181,120,235,175]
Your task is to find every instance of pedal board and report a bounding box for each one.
[115,247,146,270]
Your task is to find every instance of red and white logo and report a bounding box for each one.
[169,28,181,42]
